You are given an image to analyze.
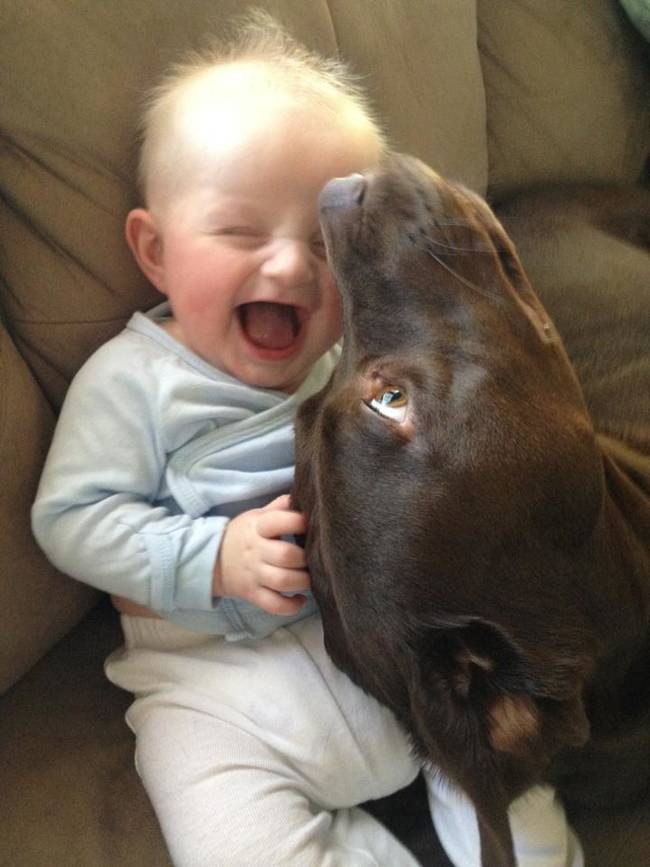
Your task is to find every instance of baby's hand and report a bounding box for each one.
[213,495,309,615]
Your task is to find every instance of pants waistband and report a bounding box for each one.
[119,614,213,652]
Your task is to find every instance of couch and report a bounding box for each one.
[1,1,648,864]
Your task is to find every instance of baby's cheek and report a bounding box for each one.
[322,268,342,310]
[310,266,343,348]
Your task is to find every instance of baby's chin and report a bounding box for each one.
[225,353,313,394]
[238,369,306,394]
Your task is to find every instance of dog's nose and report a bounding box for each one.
[319,173,366,212]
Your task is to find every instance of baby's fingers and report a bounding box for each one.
[257,506,307,540]
[264,538,307,570]
[261,562,310,594]
[254,587,307,616]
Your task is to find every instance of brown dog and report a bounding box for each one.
[292,153,650,867]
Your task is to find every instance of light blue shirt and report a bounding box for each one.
[32,302,339,640]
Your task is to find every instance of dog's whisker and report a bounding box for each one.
[425,247,495,299]
[420,230,495,255]
[427,239,495,254]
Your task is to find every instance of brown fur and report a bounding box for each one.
[292,154,650,866]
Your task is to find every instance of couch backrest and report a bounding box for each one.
[478,0,649,197]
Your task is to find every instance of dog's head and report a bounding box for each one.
[294,154,607,808]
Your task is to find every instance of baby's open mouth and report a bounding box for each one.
[238,302,301,351]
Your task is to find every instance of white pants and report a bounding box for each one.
[105,614,582,867]
[426,777,583,867]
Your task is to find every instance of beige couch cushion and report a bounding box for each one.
[327,0,487,192]
[478,0,650,197]
[0,322,98,692]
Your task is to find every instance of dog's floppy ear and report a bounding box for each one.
[407,618,590,866]
[411,617,590,765]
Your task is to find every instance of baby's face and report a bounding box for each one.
[151,109,380,392]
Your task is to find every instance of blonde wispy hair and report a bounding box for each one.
[136,9,386,207]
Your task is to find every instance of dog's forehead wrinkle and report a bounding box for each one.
[359,352,427,383]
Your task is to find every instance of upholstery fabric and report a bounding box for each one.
[477,0,650,197]
[0,320,98,693]
[620,0,650,40]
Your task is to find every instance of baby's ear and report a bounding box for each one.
[125,208,166,293]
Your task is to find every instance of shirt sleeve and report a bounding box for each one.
[31,340,226,615]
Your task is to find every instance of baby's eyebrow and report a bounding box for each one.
[204,207,243,224]
[204,200,259,224]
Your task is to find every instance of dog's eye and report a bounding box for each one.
[366,387,408,422]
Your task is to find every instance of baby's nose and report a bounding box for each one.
[261,239,315,288]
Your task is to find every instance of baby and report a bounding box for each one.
[32,13,582,867]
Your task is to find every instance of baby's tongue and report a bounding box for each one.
[240,302,298,350]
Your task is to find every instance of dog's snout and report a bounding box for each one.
[319,173,366,212]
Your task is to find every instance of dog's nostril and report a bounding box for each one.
[319,174,366,212]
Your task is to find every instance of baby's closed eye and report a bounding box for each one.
[217,226,260,236]
[214,226,268,248]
